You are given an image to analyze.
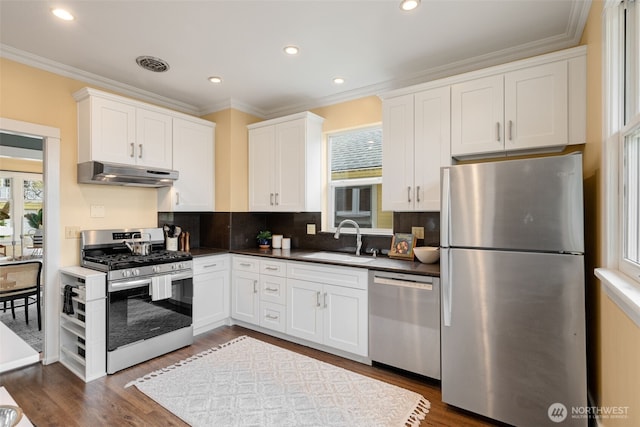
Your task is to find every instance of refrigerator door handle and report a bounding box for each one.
[441,168,450,248]
[441,247,452,326]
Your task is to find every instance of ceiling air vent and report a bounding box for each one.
[135,56,170,73]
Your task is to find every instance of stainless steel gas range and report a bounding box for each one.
[80,227,194,374]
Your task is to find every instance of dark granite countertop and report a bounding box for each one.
[190,247,229,257]
[229,248,440,277]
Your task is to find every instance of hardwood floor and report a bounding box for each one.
[0,325,498,426]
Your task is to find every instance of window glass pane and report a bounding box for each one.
[23,179,43,236]
[329,127,392,232]
[0,178,12,243]
[623,127,640,266]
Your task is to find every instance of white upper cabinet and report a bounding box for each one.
[248,112,324,212]
[382,86,451,211]
[450,50,585,159]
[74,88,173,169]
[158,117,215,212]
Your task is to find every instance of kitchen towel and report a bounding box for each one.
[150,275,172,301]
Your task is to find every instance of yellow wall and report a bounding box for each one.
[0,58,162,266]
[204,108,262,211]
[0,158,43,173]
[582,2,640,425]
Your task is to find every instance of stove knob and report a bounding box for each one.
[122,270,131,278]
[133,269,140,276]
[152,265,159,273]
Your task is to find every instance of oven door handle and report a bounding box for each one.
[109,278,153,292]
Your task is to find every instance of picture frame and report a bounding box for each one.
[389,233,416,260]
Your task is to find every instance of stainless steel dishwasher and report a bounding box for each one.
[369,270,440,379]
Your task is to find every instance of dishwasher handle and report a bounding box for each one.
[373,275,434,290]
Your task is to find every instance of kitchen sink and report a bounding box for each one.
[301,251,375,264]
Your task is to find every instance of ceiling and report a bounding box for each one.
[0,0,591,119]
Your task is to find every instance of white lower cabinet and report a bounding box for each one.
[193,254,229,336]
[230,255,369,358]
[286,262,368,357]
[231,256,260,325]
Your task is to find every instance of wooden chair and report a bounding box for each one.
[0,261,42,330]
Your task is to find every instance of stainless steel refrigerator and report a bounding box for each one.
[440,153,587,427]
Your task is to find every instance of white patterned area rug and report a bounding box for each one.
[126,335,430,427]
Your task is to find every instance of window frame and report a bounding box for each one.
[325,125,392,235]
[603,0,640,284]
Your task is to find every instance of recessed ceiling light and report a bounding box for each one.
[283,45,299,55]
[399,0,420,11]
[51,8,74,21]
[208,76,222,84]
[333,77,345,85]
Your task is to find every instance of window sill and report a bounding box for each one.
[595,268,640,328]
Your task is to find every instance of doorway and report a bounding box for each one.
[0,117,61,368]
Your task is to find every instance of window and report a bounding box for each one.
[327,126,392,233]
[0,172,43,257]
[604,0,640,283]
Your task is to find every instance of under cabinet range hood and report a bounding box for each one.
[77,161,178,187]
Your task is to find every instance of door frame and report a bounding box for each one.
[0,117,61,365]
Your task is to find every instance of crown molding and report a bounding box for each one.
[0,44,202,116]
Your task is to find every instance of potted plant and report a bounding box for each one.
[256,230,272,249]
[25,208,43,246]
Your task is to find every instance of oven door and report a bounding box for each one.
[107,272,193,352]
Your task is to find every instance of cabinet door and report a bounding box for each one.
[135,108,173,168]
[286,279,323,344]
[451,75,504,157]
[90,96,136,165]
[159,118,214,211]
[274,119,306,211]
[414,87,451,211]
[382,94,415,211]
[504,61,568,151]
[248,126,276,211]
[193,270,229,335]
[323,284,368,356]
[231,270,260,325]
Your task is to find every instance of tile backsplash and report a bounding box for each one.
[158,211,440,252]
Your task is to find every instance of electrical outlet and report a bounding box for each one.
[307,224,316,235]
[412,226,424,239]
[65,226,80,239]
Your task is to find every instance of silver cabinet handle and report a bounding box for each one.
[203,263,217,269]
[275,193,279,206]
[265,287,279,292]
[508,120,513,141]
[323,292,327,308]
[265,314,279,320]
[270,193,274,206]
[316,291,321,307]
[416,185,421,203]
[265,266,278,271]
[407,186,412,203]
[175,191,180,205]
[240,262,252,267]
[253,280,258,294]
[496,122,501,141]
[138,143,143,158]
[130,142,135,158]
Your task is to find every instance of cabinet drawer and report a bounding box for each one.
[260,301,286,333]
[233,256,260,273]
[260,275,286,305]
[287,261,368,290]
[194,255,228,275]
[260,259,287,276]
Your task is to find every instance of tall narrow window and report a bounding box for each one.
[328,127,392,233]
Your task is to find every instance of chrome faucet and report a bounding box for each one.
[334,219,362,256]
